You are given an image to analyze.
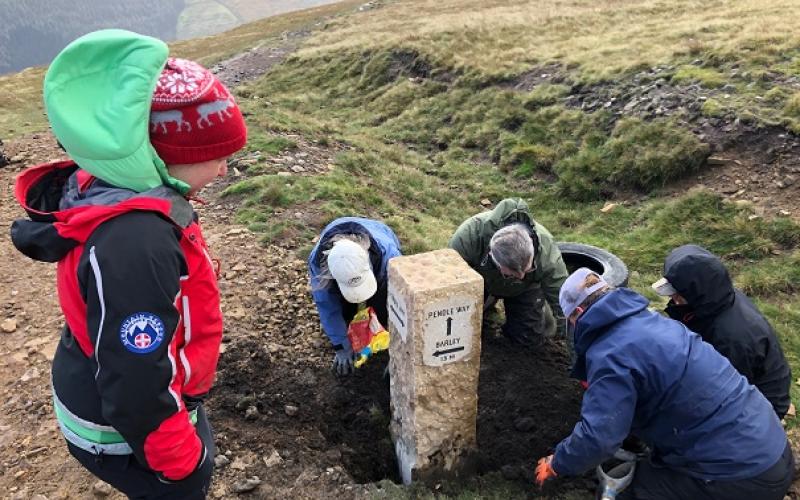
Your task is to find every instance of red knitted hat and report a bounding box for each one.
[149,58,247,165]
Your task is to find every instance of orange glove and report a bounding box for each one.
[535,454,557,487]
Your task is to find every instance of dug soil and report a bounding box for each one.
[0,132,592,499]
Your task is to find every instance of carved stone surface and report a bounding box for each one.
[387,249,483,484]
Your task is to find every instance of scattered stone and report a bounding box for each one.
[480,198,492,207]
[513,417,536,432]
[20,367,40,382]
[787,403,796,419]
[600,202,619,213]
[284,404,299,416]
[227,307,246,319]
[31,495,49,500]
[1,318,17,333]
[324,448,342,462]
[293,468,318,487]
[235,395,256,410]
[277,171,292,177]
[232,476,261,493]
[92,480,113,497]
[291,165,306,173]
[232,263,248,272]
[230,457,249,471]
[245,405,259,420]
[214,455,230,468]
[707,156,741,166]
[264,449,283,467]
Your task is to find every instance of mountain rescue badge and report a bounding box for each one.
[119,313,165,354]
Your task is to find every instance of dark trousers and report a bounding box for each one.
[619,442,794,500]
[486,289,555,345]
[66,405,215,499]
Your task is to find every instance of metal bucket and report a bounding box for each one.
[596,459,636,500]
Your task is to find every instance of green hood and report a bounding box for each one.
[44,29,188,194]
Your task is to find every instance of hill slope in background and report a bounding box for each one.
[0,0,342,75]
[0,0,185,74]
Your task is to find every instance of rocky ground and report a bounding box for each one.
[0,131,589,500]
[499,62,800,218]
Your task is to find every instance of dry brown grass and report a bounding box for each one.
[0,67,46,137]
[220,0,344,23]
[300,0,800,79]
[170,0,362,65]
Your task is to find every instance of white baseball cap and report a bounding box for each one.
[328,239,377,304]
[651,277,678,296]
[559,267,609,320]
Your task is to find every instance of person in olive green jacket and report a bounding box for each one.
[449,198,568,346]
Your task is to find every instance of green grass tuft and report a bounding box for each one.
[701,98,726,117]
[672,65,727,88]
[554,118,710,200]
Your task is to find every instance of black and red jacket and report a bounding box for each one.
[11,161,223,481]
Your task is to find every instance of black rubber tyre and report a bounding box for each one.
[557,242,629,288]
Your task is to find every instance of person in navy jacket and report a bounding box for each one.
[308,217,402,375]
[535,267,793,499]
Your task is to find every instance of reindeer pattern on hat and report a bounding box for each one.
[151,110,192,134]
[150,57,237,134]
[196,88,235,129]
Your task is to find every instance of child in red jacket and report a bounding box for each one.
[11,30,246,498]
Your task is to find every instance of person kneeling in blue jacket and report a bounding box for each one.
[535,267,793,499]
[308,217,402,375]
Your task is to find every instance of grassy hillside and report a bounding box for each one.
[225,0,800,416]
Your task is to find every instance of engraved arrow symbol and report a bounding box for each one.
[446,317,453,336]
[433,346,465,357]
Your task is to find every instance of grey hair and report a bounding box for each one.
[489,224,534,274]
[311,233,371,291]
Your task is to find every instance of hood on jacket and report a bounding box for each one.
[571,288,649,379]
[11,161,193,263]
[663,245,734,320]
[44,29,189,194]
[493,198,534,226]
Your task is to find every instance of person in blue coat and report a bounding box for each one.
[308,217,402,375]
[535,267,793,499]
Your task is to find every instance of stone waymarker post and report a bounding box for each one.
[387,248,483,484]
